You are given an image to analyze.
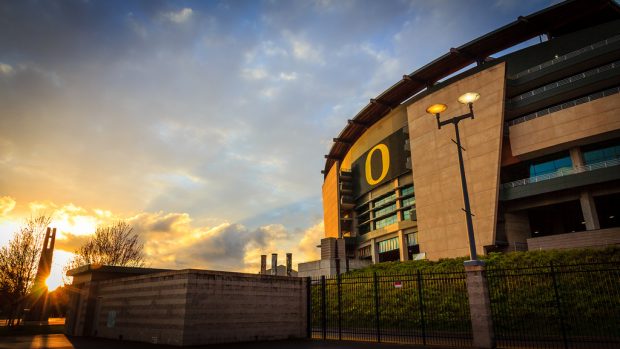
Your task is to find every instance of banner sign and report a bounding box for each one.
[351,129,409,198]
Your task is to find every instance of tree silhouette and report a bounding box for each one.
[68,221,145,269]
[0,215,52,326]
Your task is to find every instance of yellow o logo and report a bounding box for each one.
[365,144,390,185]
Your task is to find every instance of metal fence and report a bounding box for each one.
[310,271,472,347]
[487,262,620,349]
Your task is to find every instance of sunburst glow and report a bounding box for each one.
[47,250,75,291]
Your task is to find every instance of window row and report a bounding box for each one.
[355,184,415,235]
[502,139,620,184]
[358,232,419,260]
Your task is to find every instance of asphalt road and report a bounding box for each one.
[0,334,457,349]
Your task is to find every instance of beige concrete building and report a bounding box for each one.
[302,0,620,273]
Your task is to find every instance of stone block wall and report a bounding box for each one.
[93,271,190,345]
[67,268,308,346]
[182,270,307,345]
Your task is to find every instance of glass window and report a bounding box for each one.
[377,237,399,253]
[375,214,397,229]
[401,197,415,208]
[406,233,418,246]
[584,144,620,164]
[403,209,411,220]
[358,245,372,258]
[375,203,396,217]
[529,154,572,177]
[400,185,414,196]
[374,193,396,207]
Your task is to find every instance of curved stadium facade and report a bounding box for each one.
[300,0,620,276]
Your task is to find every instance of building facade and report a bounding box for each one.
[308,0,620,271]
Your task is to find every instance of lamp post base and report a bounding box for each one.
[464,259,485,267]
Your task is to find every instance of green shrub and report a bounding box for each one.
[311,246,620,341]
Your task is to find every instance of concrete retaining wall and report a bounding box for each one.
[67,268,308,346]
[527,227,620,251]
[94,271,189,345]
[183,270,307,345]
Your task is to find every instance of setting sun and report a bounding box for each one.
[45,277,59,292]
[46,250,74,292]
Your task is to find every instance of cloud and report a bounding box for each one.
[0,0,556,275]
[241,67,269,80]
[8,199,325,273]
[283,31,325,65]
[278,72,298,81]
[298,221,323,260]
[0,196,16,216]
[54,232,91,252]
[162,8,193,24]
[0,63,14,76]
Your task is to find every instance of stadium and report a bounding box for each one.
[300,0,620,276]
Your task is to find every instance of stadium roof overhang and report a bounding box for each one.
[323,0,620,178]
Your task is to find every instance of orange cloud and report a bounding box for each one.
[1,199,325,276]
[0,196,16,216]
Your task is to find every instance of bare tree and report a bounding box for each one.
[0,215,52,326]
[70,221,145,268]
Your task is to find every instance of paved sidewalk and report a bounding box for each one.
[0,334,461,349]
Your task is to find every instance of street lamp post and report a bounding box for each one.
[426,92,482,264]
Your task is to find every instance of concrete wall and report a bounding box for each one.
[182,270,307,346]
[297,259,371,278]
[504,211,531,251]
[322,162,340,238]
[92,271,191,345]
[527,227,620,251]
[509,93,620,157]
[407,63,506,260]
[320,238,346,260]
[68,269,308,346]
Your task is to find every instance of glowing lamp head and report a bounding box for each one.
[457,92,480,105]
[426,103,447,115]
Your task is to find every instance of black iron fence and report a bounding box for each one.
[309,271,472,347]
[487,262,620,349]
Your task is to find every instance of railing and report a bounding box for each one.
[487,262,620,349]
[506,85,620,127]
[310,271,472,347]
[509,60,620,103]
[501,158,620,189]
[509,34,620,80]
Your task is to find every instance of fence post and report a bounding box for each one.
[306,277,312,339]
[464,261,496,349]
[373,272,381,342]
[337,273,342,340]
[321,275,326,340]
[417,270,426,346]
[550,262,569,349]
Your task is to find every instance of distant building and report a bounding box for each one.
[262,265,298,277]
[300,0,620,276]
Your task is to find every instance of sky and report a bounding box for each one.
[0,0,559,290]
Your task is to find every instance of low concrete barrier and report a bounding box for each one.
[66,266,308,346]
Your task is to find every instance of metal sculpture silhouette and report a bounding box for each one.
[26,227,56,322]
